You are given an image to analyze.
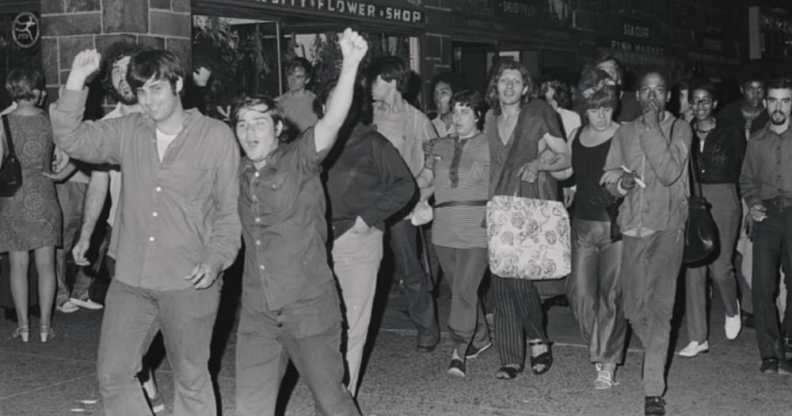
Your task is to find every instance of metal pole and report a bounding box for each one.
[275,21,282,95]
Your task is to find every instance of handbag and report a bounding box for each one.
[0,115,22,197]
[683,123,719,265]
[486,194,571,280]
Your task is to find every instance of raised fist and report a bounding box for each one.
[70,49,102,81]
[338,28,368,66]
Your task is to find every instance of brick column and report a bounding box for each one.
[41,0,191,100]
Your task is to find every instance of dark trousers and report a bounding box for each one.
[97,279,220,416]
[493,276,546,367]
[566,219,627,364]
[389,219,438,345]
[751,203,792,360]
[621,228,684,396]
[434,245,490,353]
[235,287,359,416]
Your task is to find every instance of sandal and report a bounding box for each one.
[12,326,29,343]
[495,365,522,380]
[528,341,553,375]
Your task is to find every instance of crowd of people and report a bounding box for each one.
[1,26,791,416]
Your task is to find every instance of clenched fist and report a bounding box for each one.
[66,49,102,91]
[338,28,368,67]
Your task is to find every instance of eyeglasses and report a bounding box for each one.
[692,99,713,106]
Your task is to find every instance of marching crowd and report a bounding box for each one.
[1,26,791,416]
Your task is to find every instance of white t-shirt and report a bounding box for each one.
[156,129,178,162]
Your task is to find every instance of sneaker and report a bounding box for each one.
[57,301,79,314]
[725,302,741,340]
[760,358,779,374]
[465,341,492,360]
[593,363,618,390]
[69,297,103,310]
[644,396,666,415]
[779,359,792,376]
[677,340,709,357]
[447,358,466,377]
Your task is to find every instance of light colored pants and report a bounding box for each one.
[684,183,741,342]
[332,228,383,396]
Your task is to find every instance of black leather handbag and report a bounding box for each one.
[0,115,22,197]
[683,129,719,266]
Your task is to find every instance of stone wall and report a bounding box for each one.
[41,0,191,102]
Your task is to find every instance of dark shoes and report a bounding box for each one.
[447,358,466,377]
[495,365,522,380]
[645,396,666,415]
[465,341,492,360]
[528,341,553,375]
[760,358,779,374]
[741,311,755,329]
[416,342,437,353]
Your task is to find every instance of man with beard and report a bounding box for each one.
[739,78,792,375]
[601,70,692,415]
[68,42,168,413]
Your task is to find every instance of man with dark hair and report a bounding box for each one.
[739,77,792,375]
[601,70,692,416]
[369,55,439,352]
[588,51,642,122]
[51,48,241,416]
[277,56,318,132]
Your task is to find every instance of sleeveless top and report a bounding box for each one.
[572,128,618,222]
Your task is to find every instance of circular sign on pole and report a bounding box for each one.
[12,12,40,49]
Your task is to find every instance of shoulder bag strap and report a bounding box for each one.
[684,120,703,198]
[1,115,15,158]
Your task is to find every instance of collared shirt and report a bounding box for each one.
[604,112,692,236]
[739,124,792,207]
[239,127,333,311]
[50,88,241,290]
[373,101,437,177]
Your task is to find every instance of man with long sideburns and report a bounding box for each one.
[51,48,241,416]
[601,70,692,416]
[232,29,368,416]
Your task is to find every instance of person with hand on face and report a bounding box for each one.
[276,57,319,133]
[739,78,792,376]
[556,85,626,390]
[50,47,241,416]
[430,72,464,138]
[600,70,692,416]
[677,82,745,359]
[232,29,367,416]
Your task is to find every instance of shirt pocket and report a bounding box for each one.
[163,163,213,204]
[262,171,300,213]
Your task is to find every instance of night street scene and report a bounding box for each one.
[1,1,792,415]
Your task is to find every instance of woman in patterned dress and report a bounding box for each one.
[0,68,62,342]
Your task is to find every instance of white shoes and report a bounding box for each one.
[724,302,742,340]
[677,340,709,357]
[70,297,103,310]
[57,301,79,313]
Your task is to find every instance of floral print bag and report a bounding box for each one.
[486,195,571,280]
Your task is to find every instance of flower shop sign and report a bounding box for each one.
[259,0,425,26]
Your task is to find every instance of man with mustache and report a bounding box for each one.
[601,70,692,416]
[739,77,792,375]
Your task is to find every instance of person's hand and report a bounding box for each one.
[52,147,70,173]
[69,49,102,84]
[599,169,623,186]
[192,66,212,87]
[642,101,662,130]
[72,237,91,266]
[749,203,767,222]
[620,172,637,190]
[518,159,539,183]
[338,28,368,67]
[563,187,576,207]
[184,263,221,289]
[350,216,371,234]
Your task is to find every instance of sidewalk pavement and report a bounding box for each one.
[1,280,791,416]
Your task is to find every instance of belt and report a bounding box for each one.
[434,200,488,209]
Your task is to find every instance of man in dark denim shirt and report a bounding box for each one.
[51,49,241,416]
[233,29,368,416]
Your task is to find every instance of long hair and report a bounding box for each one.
[485,60,533,115]
[101,42,143,102]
